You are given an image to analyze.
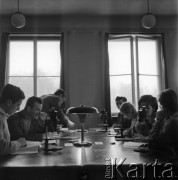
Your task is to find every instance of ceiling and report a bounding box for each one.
[0,0,178,16]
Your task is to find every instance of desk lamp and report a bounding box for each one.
[66,105,99,146]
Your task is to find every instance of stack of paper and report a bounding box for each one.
[123,142,145,149]
[12,141,42,155]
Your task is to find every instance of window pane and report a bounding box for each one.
[37,77,60,97]
[108,38,131,75]
[138,38,158,75]
[9,77,34,110]
[110,76,132,113]
[9,41,34,76]
[139,75,160,98]
[37,41,61,76]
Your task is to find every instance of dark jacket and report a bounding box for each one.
[7,110,45,141]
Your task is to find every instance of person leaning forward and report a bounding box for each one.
[41,89,75,128]
[8,96,49,142]
[0,84,26,156]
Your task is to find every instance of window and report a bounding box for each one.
[108,34,165,115]
[6,34,62,109]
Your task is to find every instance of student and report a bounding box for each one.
[150,89,178,159]
[120,95,158,138]
[113,96,131,130]
[119,102,138,137]
[7,96,48,142]
[41,89,75,128]
[0,84,26,156]
[135,95,158,136]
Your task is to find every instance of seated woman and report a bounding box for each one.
[113,96,131,131]
[135,95,158,137]
[119,102,138,137]
[150,89,178,159]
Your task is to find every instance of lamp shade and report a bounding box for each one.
[141,13,156,29]
[66,105,99,114]
[11,12,26,28]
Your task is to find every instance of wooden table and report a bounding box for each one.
[0,130,177,180]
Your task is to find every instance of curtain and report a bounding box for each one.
[161,34,168,89]
[0,33,8,91]
[104,33,112,126]
[60,34,65,90]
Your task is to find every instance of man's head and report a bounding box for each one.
[158,89,178,114]
[115,96,127,110]
[24,96,43,120]
[0,84,25,115]
[54,89,66,107]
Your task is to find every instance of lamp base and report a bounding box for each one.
[73,141,92,147]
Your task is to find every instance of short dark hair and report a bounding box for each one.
[115,96,127,102]
[54,89,65,96]
[158,89,178,113]
[25,96,42,110]
[138,95,158,113]
[0,84,25,104]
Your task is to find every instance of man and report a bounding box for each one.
[8,96,47,142]
[41,89,75,128]
[0,84,26,156]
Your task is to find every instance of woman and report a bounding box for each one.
[119,102,138,137]
[113,96,131,130]
[135,95,158,136]
[150,89,178,159]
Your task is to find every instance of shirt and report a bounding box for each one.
[0,108,20,156]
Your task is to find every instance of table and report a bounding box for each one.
[0,130,177,180]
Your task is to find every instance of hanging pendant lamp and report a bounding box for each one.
[141,0,156,29]
[11,0,26,28]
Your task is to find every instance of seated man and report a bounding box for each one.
[8,96,48,142]
[0,84,26,156]
[41,89,75,128]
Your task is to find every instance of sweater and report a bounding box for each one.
[0,108,20,156]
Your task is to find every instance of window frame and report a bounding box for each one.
[6,34,62,96]
[108,33,165,115]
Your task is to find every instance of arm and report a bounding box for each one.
[0,139,21,156]
[0,118,26,155]
[57,109,74,128]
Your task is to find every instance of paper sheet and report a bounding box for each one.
[123,142,145,148]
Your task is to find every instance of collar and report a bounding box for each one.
[0,108,10,118]
[0,108,6,116]
[21,109,32,120]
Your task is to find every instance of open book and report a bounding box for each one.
[12,141,42,155]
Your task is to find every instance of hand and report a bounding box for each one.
[40,112,49,121]
[17,138,26,147]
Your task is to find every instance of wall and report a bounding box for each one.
[0,15,178,128]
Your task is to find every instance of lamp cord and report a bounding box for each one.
[17,0,19,13]
[147,0,150,13]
